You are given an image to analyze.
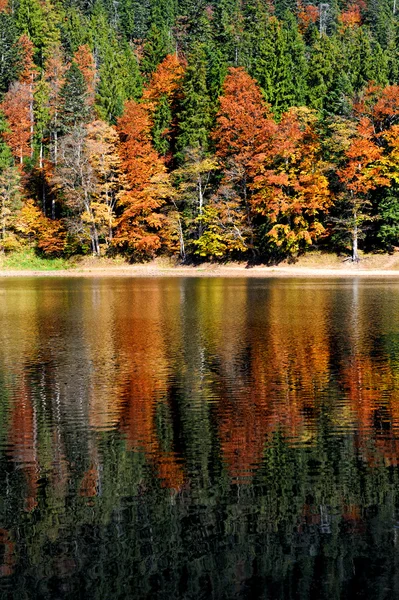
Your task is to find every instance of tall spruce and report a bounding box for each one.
[59,62,90,132]
[0,13,20,96]
[176,44,212,157]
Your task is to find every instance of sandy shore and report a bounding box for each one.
[3,261,399,278]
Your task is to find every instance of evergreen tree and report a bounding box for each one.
[0,111,13,169]
[59,62,91,132]
[0,13,20,96]
[176,44,212,157]
[274,0,296,20]
[60,8,92,56]
[282,11,308,107]
[16,0,61,64]
[141,24,173,75]
[96,42,142,123]
[307,35,339,113]
[214,0,244,65]
[152,93,172,155]
[249,17,297,117]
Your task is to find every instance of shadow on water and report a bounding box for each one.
[1,277,399,598]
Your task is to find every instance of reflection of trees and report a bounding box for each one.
[3,279,399,596]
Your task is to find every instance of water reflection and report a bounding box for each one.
[1,278,399,598]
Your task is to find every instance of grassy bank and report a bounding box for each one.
[0,249,72,271]
[2,250,399,277]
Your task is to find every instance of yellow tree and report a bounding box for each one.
[86,120,123,247]
[250,107,331,255]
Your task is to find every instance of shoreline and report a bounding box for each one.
[3,263,399,278]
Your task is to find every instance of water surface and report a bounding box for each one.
[1,277,399,599]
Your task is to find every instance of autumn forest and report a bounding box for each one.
[1,0,399,262]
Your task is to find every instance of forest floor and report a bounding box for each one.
[4,250,399,277]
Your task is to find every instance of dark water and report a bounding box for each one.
[2,277,399,599]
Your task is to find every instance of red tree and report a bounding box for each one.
[74,45,96,106]
[115,100,171,258]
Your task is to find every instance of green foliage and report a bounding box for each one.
[377,187,399,250]
[0,13,21,96]
[176,43,212,155]
[16,0,61,63]
[151,93,173,155]
[59,62,91,131]
[0,247,70,269]
[141,24,173,75]
[96,42,142,123]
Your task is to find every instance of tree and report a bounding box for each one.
[142,53,184,157]
[213,67,275,252]
[44,45,67,171]
[86,119,123,246]
[250,107,331,256]
[176,43,212,157]
[115,100,172,259]
[52,125,101,256]
[0,13,21,95]
[96,41,142,123]
[338,117,388,261]
[74,45,96,106]
[172,147,218,255]
[1,82,31,164]
[0,113,21,251]
[16,0,60,64]
[59,62,91,133]
[141,24,173,75]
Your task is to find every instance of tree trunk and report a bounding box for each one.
[352,210,359,262]
[1,193,5,251]
[198,174,204,236]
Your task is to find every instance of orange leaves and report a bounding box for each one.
[142,54,185,107]
[115,100,171,258]
[74,45,96,105]
[297,2,319,33]
[1,83,31,164]
[250,108,331,253]
[18,35,38,85]
[339,4,362,29]
[215,67,274,167]
[338,117,388,196]
[213,71,330,255]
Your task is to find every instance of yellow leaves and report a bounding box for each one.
[249,108,330,254]
[379,125,399,185]
[192,203,249,258]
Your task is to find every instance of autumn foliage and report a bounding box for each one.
[115,101,171,258]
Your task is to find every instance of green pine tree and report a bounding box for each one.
[152,93,173,156]
[141,24,173,75]
[96,42,142,123]
[0,13,21,96]
[176,43,212,157]
[59,62,91,132]
[307,35,339,113]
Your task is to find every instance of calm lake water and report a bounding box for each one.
[1,277,399,599]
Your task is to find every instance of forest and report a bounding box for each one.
[0,0,399,262]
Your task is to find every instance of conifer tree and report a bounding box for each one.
[282,12,308,107]
[307,35,339,113]
[96,42,142,123]
[151,94,172,156]
[176,44,212,157]
[141,24,173,75]
[59,62,91,132]
[16,0,60,64]
[0,13,20,96]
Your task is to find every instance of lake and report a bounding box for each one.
[1,276,399,599]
